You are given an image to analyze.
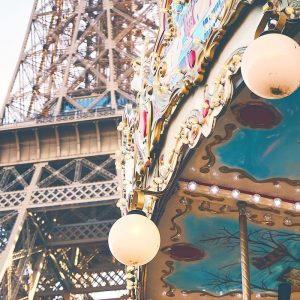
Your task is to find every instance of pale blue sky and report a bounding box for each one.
[0,1,34,106]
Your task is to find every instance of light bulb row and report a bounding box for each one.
[187,181,300,211]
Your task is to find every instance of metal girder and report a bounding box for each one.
[0,180,119,212]
[0,166,35,192]
[74,160,83,182]
[0,209,28,283]
[48,251,72,291]
[55,0,87,116]
[11,231,39,300]
[47,219,116,247]
[0,168,12,189]
[37,156,116,188]
[0,0,158,125]
[0,163,45,282]
[79,157,115,182]
[35,246,126,297]
[0,211,18,225]
[28,252,46,300]
[40,164,74,187]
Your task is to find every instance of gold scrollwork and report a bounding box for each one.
[154,49,244,192]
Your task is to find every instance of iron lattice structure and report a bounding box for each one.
[0,0,158,299]
[0,0,158,124]
[0,158,126,300]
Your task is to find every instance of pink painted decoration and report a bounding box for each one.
[188,50,196,68]
[202,99,210,118]
[139,110,148,138]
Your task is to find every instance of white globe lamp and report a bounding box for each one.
[108,210,160,266]
[241,33,300,99]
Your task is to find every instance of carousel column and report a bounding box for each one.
[237,201,251,300]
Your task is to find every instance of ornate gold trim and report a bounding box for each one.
[153,50,243,192]
[150,0,255,147]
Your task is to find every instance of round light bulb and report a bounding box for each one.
[273,198,282,207]
[231,189,240,199]
[187,181,197,191]
[241,33,300,99]
[252,194,261,203]
[210,185,220,194]
[108,211,160,266]
[294,202,300,212]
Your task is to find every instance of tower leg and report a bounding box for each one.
[0,209,27,282]
[0,162,45,283]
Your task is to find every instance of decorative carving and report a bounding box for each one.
[181,289,241,297]
[161,261,176,297]
[170,198,192,242]
[154,51,244,192]
[200,123,237,173]
[198,201,235,214]
[152,0,254,122]
[184,189,226,203]
[219,166,300,186]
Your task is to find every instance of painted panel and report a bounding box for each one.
[216,88,300,180]
[165,214,300,296]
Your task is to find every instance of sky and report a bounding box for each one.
[0,1,34,106]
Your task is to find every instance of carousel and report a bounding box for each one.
[109,0,300,299]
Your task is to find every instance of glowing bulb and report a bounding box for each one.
[108,211,160,266]
[241,33,300,99]
[294,202,300,212]
[231,189,240,199]
[210,185,219,194]
[252,194,261,203]
[273,198,282,207]
[187,181,197,191]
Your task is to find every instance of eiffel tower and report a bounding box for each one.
[0,1,157,299]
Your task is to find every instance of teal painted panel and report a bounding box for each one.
[165,215,300,295]
[216,88,300,180]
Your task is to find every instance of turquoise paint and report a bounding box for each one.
[216,88,300,180]
[165,214,300,295]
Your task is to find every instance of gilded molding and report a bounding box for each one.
[154,50,244,192]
